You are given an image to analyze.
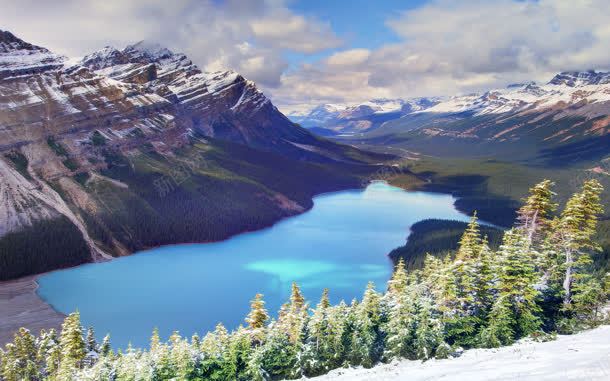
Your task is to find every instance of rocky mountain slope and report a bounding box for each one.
[342,71,610,165]
[289,98,439,134]
[0,30,386,280]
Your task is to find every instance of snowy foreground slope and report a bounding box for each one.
[307,325,610,381]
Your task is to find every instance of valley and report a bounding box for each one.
[35,182,474,348]
[1,7,610,379]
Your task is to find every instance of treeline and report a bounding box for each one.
[1,180,608,380]
[389,218,504,269]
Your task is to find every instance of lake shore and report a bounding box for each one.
[0,275,65,345]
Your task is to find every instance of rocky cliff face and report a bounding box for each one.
[0,31,381,280]
[80,41,331,155]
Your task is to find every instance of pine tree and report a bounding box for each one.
[170,333,196,380]
[472,237,496,320]
[413,297,443,360]
[349,282,383,368]
[303,289,334,376]
[43,329,62,379]
[279,282,308,345]
[478,295,514,347]
[0,328,40,381]
[57,312,86,380]
[445,215,485,346]
[100,334,112,357]
[246,293,269,344]
[384,263,416,361]
[248,322,296,381]
[556,180,604,306]
[83,327,98,367]
[224,326,253,380]
[517,179,557,244]
[493,229,541,340]
[387,258,408,295]
[200,323,230,379]
[150,327,161,352]
[456,213,482,261]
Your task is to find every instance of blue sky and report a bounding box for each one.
[2,0,609,112]
[283,0,423,68]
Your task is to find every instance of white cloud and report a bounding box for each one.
[274,0,610,112]
[326,49,371,66]
[0,0,339,88]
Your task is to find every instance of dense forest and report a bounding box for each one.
[389,218,504,269]
[1,179,608,380]
[0,216,90,280]
[0,137,376,281]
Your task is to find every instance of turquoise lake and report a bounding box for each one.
[37,182,472,347]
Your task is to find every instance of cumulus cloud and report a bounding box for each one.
[275,0,610,112]
[0,0,340,88]
[326,49,371,66]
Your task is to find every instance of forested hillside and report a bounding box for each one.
[1,179,607,380]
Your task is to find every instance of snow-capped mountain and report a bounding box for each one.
[0,30,65,78]
[419,71,610,117]
[0,30,378,280]
[356,71,610,163]
[290,97,440,133]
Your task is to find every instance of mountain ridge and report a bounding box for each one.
[0,30,387,280]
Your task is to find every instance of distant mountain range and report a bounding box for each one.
[289,98,440,134]
[297,71,610,164]
[0,30,385,280]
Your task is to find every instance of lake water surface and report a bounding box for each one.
[37,182,471,347]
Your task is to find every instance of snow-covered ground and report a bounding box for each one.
[309,325,610,381]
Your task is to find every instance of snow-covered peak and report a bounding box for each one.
[80,46,127,70]
[548,70,610,87]
[420,71,610,116]
[124,40,175,62]
[0,30,65,77]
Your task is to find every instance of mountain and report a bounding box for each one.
[289,98,440,134]
[0,31,387,280]
[345,71,610,165]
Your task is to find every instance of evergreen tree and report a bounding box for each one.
[0,328,40,381]
[100,334,112,357]
[246,293,269,344]
[387,258,408,295]
[478,295,514,347]
[170,332,197,380]
[57,311,86,380]
[200,323,230,380]
[413,297,443,360]
[279,282,308,346]
[224,326,253,380]
[555,180,604,306]
[248,323,296,381]
[444,215,485,346]
[456,213,482,261]
[303,289,335,376]
[43,329,62,379]
[349,282,383,367]
[84,327,98,367]
[472,237,497,320]
[384,262,416,361]
[493,229,541,339]
[517,179,557,244]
